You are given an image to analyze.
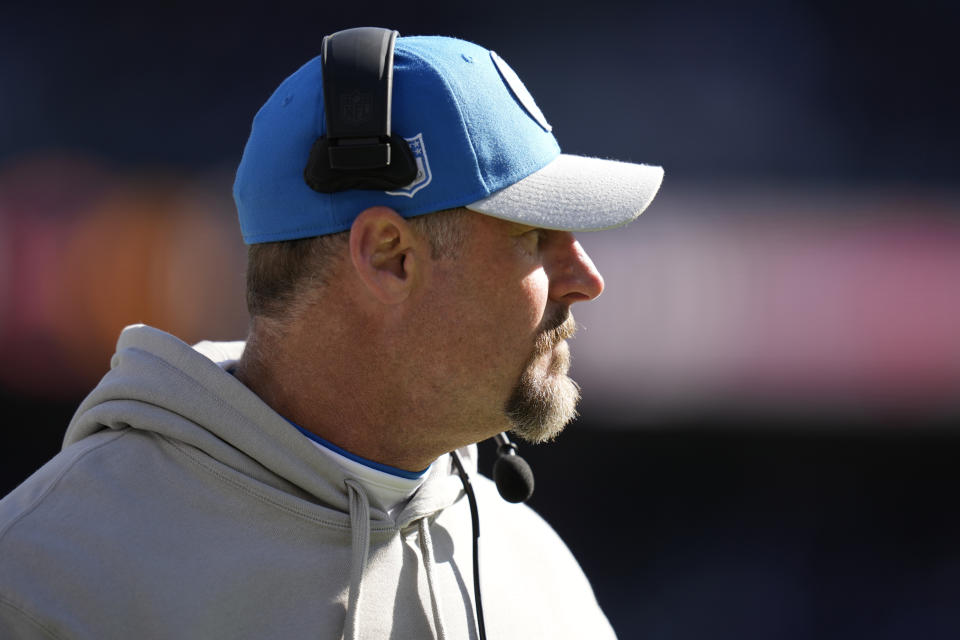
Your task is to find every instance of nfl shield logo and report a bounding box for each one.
[339,91,372,125]
[386,133,432,197]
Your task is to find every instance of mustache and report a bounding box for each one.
[533,310,576,355]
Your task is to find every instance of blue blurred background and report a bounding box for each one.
[2,1,959,637]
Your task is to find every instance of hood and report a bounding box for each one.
[64,324,472,530]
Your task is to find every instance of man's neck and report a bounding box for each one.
[234,322,492,473]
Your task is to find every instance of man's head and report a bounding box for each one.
[233,29,663,241]
[232,29,662,461]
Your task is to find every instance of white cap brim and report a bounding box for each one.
[465,154,664,231]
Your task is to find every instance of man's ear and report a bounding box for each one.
[348,206,425,304]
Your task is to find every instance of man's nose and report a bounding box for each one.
[546,233,605,304]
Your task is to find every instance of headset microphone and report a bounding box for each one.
[492,432,535,503]
[451,432,534,640]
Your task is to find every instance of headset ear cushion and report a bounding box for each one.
[304,133,418,193]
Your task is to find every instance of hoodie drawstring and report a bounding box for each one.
[343,479,370,640]
[418,517,449,640]
[342,479,453,640]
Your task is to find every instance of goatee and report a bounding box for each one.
[504,310,581,444]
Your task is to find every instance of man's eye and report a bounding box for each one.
[514,227,547,254]
[525,229,546,246]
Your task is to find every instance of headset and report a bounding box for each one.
[303,27,419,193]
[303,27,536,498]
[304,29,539,640]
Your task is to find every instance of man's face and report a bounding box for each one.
[421,211,604,444]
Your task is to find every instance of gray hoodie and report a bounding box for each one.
[0,325,616,639]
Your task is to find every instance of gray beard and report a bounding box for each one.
[504,312,581,444]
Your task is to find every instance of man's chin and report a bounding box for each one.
[504,368,581,445]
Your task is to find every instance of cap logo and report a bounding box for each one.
[489,51,552,133]
[386,133,432,197]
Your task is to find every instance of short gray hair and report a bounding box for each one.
[245,207,468,322]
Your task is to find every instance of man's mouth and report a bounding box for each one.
[534,311,576,357]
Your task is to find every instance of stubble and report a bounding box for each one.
[504,310,581,444]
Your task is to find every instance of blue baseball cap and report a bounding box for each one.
[234,33,664,244]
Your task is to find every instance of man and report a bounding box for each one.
[0,29,662,639]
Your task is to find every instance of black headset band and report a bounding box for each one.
[304,27,417,193]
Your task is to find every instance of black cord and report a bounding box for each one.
[450,450,486,640]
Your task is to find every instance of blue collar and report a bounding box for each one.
[286,419,429,480]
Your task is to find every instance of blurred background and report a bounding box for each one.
[2,0,959,637]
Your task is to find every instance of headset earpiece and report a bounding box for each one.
[304,27,418,193]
